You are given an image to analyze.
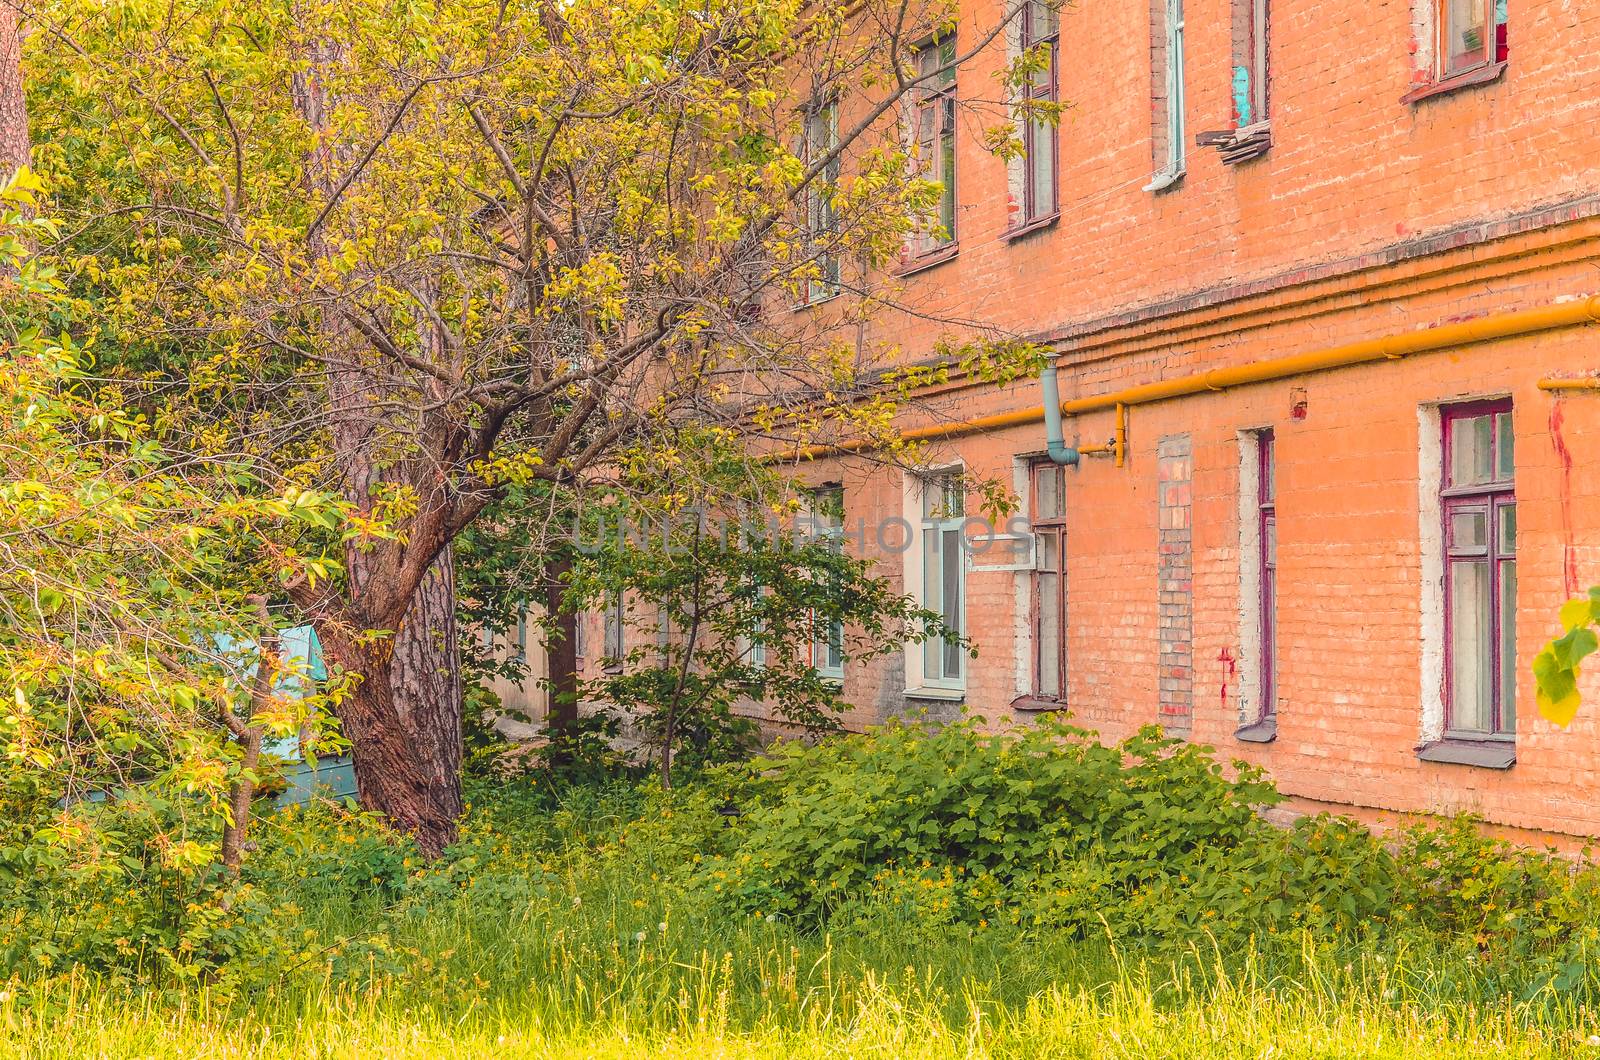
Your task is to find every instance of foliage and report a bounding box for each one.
[0,167,366,969]
[1532,588,1600,726]
[10,759,1600,1054]
[566,430,954,786]
[697,717,1282,926]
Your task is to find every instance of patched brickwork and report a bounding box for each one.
[1158,434,1194,731]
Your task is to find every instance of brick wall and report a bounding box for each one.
[1157,434,1194,731]
[742,0,1600,841]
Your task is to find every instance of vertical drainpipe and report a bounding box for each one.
[1040,367,1081,466]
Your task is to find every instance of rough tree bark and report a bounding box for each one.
[389,547,464,820]
[0,5,30,177]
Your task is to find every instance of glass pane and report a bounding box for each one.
[1450,559,1493,732]
[923,528,941,677]
[1029,117,1055,217]
[1499,559,1517,733]
[1036,465,1063,520]
[1036,530,1060,572]
[1449,414,1494,488]
[938,129,956,236]
[1450,509,1488,551]
[1261,567,1277,716]
[1445,0,1489,74]
[942,528,962,678]
[1496,411,1514,480]
[1263,515,1276,569]
[1038,571,1061,696]
[1260,434,1275,504]
[1498,503,1516,554]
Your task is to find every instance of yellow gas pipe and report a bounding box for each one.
[786,296,1600,463]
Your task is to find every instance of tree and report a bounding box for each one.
[565,429,956,788]
[23,0,1051,854]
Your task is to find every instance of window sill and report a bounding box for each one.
[1196,122,1272,165]
[1416,738,1516,770]
[1010,694,1065,712]
[791,290,841,312]
[1401,61,1508,105]
[1234,717,1278,744]
[1000,212,1059,243]
[1142,165,1185,194]
[904,685,966,702]
[895,245,959,277]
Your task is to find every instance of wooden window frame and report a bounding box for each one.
[911,35,959,257]
[1257,430,1277,720]
[809,486,847,681]
[1018,1,1059,228]
[800,100,841,305]
[1441,399,1516,741]
[1030,461,1068,703]
[920,470,967,689]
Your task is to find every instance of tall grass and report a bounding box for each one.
[4,782,1598,1057]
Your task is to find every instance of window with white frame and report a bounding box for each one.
[920,471,966,687]
[1146,0,1185,190]
[810,486,847,680]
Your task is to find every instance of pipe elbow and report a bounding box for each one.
[1040,366,1081,466]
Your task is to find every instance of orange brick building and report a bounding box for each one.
[755,0,1600,839]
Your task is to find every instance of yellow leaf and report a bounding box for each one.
[1560,597,1594,633]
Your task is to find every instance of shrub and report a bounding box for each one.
[698,718,1283,929]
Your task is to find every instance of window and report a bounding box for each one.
[810,486,846,680]
[1197,0,1271,162]
[1031,461,1068,702]
[603,590,625,670]
[1440,0,1508,79]
[1017,0,1058,226]
[921,471,966,687]
[1257,431,1277,720]
[912,36,958,254]
[1237,0,1269,127]
[1145,0,1185,190]
[802,101,840,303]
[1442,401,1515,739]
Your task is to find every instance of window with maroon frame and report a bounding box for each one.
[1257,430,1277,720]
[1031,461,1068,702]
[1017,0,1058,226]
[1442,401,1516,739]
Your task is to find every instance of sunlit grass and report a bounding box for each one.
[7,784,1600,1058]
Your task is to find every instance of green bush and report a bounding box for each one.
[698,718,1283,929]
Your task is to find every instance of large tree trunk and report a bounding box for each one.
[389,546,464,821]
[0,6,31,178]
[337,644,459,858]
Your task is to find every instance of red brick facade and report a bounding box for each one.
[777,0,1600,840]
